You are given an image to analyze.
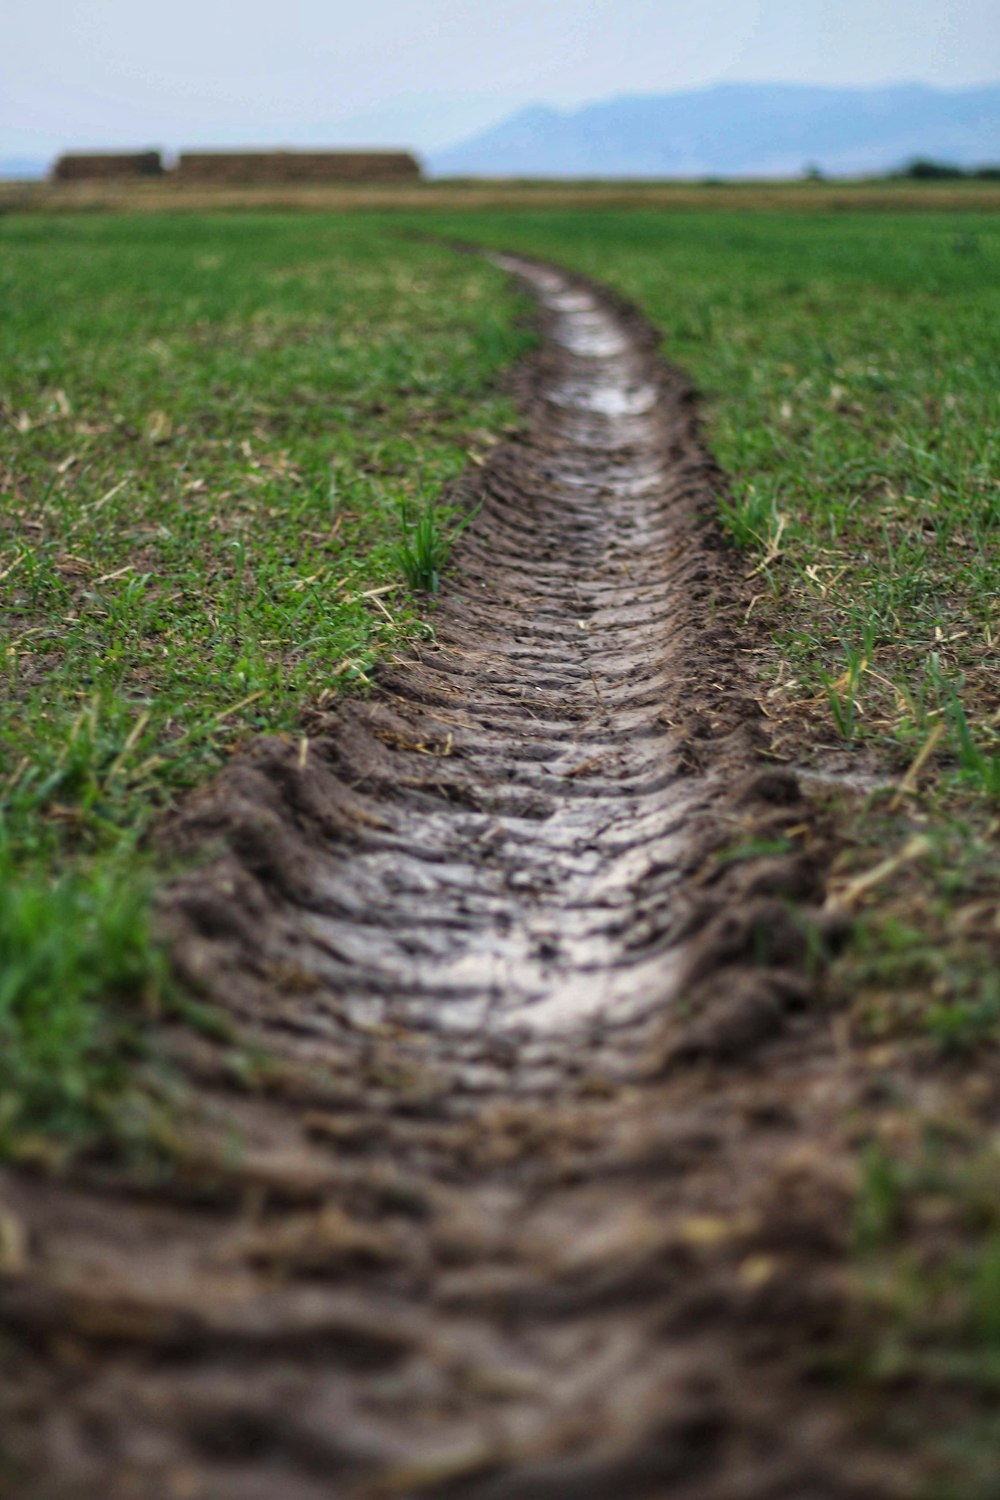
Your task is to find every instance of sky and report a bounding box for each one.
[3,0,999,163]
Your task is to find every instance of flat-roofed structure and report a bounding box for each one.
[52,151,163,181]
[175,150,422,184]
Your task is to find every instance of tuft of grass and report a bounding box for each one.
[819,627,874,742]
[718,484,784,553]
[0,842,169,1159]
[928,655,1000,801]
[393,492,468,594]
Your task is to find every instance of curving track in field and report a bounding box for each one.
[0,258,888,1500]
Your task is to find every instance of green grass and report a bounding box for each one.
[393,489,473,594]
[0,213,530,1159]
[0,844,167,1158]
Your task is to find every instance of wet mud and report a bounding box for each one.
[1,260,892,1498]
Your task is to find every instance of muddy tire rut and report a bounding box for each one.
[1,259,892,1498]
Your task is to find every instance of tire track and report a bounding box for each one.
[0,257,889,1500]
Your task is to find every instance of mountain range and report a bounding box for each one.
[429,82,1000,179]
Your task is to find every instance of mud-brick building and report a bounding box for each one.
[52,151,163,181]
[175,150,422,184]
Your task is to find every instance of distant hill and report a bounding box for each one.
[430,82,1000,179]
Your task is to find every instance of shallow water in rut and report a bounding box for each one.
[290,258,716,1039]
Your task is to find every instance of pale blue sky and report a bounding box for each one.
[3,0,998,161]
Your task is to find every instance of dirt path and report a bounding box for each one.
[2,259,895,1498]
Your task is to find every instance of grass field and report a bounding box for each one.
[3,204,999,1488]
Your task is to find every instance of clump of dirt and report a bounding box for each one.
[0,258,902,1499]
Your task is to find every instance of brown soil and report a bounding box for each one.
[1,260,900,1498]
[6,179,1000,216]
